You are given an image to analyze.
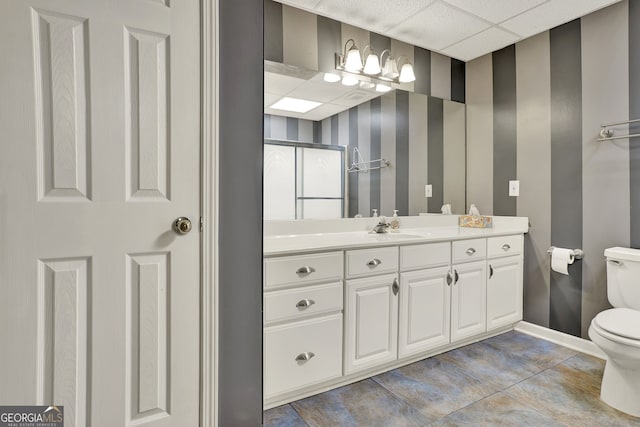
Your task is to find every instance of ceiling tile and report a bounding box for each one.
[314,0,436,33]
[441,27,520,61]
[331,89,381,107]
[387,1,491,51]
[264,72,307,96]
[288,81,352,103]
[441,0,548,24]
[501,0,621,38]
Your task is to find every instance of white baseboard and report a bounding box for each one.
[515,321,606,360]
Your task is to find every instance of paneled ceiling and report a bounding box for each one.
[275,0,621,61]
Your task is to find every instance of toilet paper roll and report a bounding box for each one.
[551,247,575,275]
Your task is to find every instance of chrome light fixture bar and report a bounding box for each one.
[334,39,416,87]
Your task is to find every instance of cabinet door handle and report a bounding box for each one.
[466,248,476,255]
[489,265,494,279]
[296,298,315,309]
[295,351,315,362]
[454,270,459,284]
[392,278,399,295]
[502,244,511,251]
[296,266,316,275]
[609,259,623,266]
[367,258,382,267]
[446,271,453,286]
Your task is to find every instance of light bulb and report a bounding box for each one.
[399,63,416,83]
[344,48,363,72]
[363,53,381,75]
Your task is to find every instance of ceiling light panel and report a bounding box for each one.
[441,27,521,61]
[500,0,621,39]
[270,96,322,113]
[387,1,491,51]
[314,0,436,33]
[442,0,548,24]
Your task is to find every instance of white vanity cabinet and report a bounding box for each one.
[486,235,524,331]
[263,252,344,398]
[263,230,526,407]
[398,243,451,358]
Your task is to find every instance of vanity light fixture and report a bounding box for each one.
[380,49,399,79]
[335,43,416,87]
[362,46,381,75]
[343,39,363,72]
[270,96,322,113]
[397,56,416,83]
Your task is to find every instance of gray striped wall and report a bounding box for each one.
[264,92,466,218]
[466,0,635,339]
[264,0,465,102]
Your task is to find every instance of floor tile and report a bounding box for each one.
[291,378,430,427]
[505,356,640,426]
[481,331,577,371]
[428,392,565,427]
[438,340,539,390]
[263,404,309,427]
[372,356,496,421]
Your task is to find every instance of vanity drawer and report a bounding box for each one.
[264,282,343,324]
[487,235,523,259]
[264,314,343,398]
[346,246,398,278]
[452,239,486,264]
[400,242,451,272]
[264,251,343,289]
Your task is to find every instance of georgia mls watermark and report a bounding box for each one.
[0,406,63,427]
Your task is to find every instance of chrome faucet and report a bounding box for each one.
[372,217,390,234]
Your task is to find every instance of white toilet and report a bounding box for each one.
[588,247,640,417]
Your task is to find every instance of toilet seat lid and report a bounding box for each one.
[594,308,640,341]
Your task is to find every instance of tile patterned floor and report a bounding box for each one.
[263,331,640,426]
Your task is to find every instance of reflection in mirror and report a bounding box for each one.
[264,140,346,220]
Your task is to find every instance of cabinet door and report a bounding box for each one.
[345,274,398,375]
[487,255,523,331]
[399,267,451,358]
[451,260,487,342]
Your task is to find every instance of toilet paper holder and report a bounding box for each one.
[547,247,584,260]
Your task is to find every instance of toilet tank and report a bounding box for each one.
[605,247,640,310]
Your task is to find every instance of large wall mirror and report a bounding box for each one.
[263,0,467,220]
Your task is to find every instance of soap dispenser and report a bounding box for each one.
[390,209,400,231]
[372,209,378,217]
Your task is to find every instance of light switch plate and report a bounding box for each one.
[425,184,432,198]
[509,180,519,197]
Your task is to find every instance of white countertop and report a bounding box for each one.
[264,217,529,256]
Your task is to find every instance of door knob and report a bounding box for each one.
[173,217,192,235]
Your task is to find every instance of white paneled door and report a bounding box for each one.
[0,1,200,426]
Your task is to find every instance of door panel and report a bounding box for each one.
[0,1,200,426]
[487,256,523,330]
[399,267,451,358]
[451,261,487,343]
[345,274,398,375]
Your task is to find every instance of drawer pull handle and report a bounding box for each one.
[454,270,459,284]
[392,278,399,295]
[295,352,315,362]
[367,258,382,267]
[489,265,494,278]
[296,299,315,309]
[466,248,476,255]
[502,244,511,251]
[609,259,623,266]
[446,271,453,286]
[296,266,316,275]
